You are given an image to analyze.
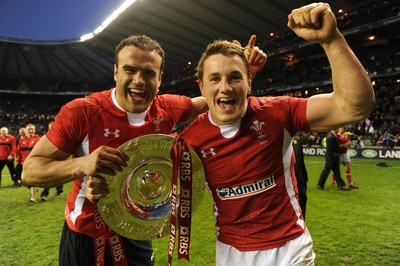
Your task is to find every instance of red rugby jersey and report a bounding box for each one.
[0,134,16,160]
[337,133,351,154]
[46,88,192,237]
[181,96,310,251]
[16,135,40,164]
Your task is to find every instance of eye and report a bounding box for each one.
[143,70,157,79]
[209,75,220,83]
[230,73,243,82]
[124,67,137,75]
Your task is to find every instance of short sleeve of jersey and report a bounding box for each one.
[254,96,310,135]
[156,94,192,124]
[46,97,96,154]
[286,96,310,133]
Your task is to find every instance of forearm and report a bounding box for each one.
[323,33,376,120]
[22,156,85,188]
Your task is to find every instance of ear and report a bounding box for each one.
[247,77,252,95]
[157,71,163,94]
[113,64,118,82]
[198,79,205,96]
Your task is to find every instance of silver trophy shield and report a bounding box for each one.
[97,134,205,240]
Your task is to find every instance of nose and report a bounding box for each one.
[133,71,145,85]
[219,78,233,93]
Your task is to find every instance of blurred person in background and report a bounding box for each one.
[14,127,27,186]
[318,129,349,191]
[0,127,17,186]
[16,123,41,205]
[332,127,359,188]
[16,127,27,145]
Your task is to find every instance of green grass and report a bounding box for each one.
[1,157,400,265]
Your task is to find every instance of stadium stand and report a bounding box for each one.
[1,0,399,144]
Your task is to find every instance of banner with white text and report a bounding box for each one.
[303,146,400,160]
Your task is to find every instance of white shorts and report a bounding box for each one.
[340,153,351,163]
[216,228,315,266]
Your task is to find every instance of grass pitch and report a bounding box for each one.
[0,156,399,265]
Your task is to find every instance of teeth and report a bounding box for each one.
[218,97,234,103]
[217,98,234,103]
[130,89,146,94]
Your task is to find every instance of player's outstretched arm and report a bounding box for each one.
[288,3,375,132]
[22,136,128,188]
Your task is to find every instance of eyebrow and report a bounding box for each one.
[230,70,244,76]
[122,64,157,73]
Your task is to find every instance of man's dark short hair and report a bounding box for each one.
[115,35,165,72]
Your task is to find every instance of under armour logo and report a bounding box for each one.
[200,148,216,158]
[104,128,120,138]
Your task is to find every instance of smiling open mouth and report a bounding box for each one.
[129,89,147,99]
[217,97,235,110]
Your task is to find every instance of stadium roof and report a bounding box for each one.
[0,0,387,82]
